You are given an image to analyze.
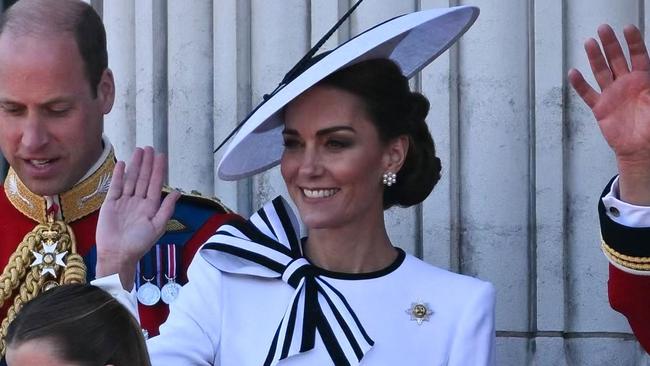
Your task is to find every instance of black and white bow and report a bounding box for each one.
[201,196,374,366]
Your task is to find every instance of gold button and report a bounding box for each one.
[609,206,620,217]
[413,304,427,318]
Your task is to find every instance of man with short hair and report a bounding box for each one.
[0,0,235,357]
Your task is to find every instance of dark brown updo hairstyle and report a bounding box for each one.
[6,284,151,366]
[318,58,442,209]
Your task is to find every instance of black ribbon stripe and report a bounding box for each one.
[316,279,365,360]
[319,278,374,345]
[264,325,283,366]
[280,290,302,359]
[201,196,373,365]
[272,198,302,253]
[213,222,293,256]
[203,242,287,275]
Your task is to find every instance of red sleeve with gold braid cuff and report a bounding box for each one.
[599,177,650,354]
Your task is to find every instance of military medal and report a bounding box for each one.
[137,278,161,306]
[161,277,181,304]
[161,244,182,304]
[137,251,160,306]
[405,301,433,325]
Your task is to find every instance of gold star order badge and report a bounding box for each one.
[405,301,433,325]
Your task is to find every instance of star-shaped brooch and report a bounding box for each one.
[31,241,68,278]
[405,301,433,325]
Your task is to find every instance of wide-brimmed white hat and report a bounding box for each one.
[217,5,479,181]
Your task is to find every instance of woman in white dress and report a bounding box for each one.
[95,5,496,366]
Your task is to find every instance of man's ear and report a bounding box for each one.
[97,68,115,114]
[383,135,409,173]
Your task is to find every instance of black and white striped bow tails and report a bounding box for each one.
[201,196,374,366]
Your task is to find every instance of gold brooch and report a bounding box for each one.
[405,302,433,325]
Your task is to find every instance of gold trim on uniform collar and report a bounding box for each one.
[4,149,116,223]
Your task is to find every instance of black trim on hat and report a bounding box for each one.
[214,1,365,154]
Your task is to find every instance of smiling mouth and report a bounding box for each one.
[29,159,53,167]
[23,158,60,172]
[302,188,339,198]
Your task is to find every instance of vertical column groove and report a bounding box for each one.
[239,0,254,216]
[526,0,538,363]
[560,0,570,341]
[338,0,352,41]
[449,0,461,273]
[639,0,645,34]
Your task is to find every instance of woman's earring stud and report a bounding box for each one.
[382,172,396,186]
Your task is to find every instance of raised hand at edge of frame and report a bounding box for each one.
[95,146,180,291]
[568,24,650,206]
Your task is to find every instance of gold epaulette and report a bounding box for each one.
[162,186,233,214]
[162,187,233,234]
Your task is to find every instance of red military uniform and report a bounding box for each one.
[0,144,238,346]
[599,178,650,353]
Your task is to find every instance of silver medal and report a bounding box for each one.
[161,280,182,304]
[137,281,161,306]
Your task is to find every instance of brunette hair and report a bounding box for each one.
[0,0,108,97]
[6,284,151,366]
[318,58,442,209]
